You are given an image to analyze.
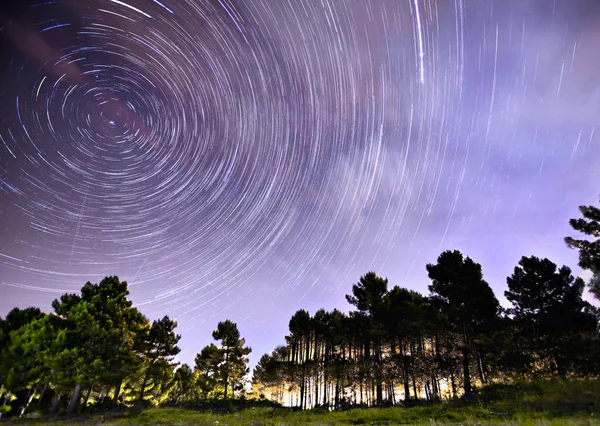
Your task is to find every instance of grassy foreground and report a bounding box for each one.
[14,379,600,425]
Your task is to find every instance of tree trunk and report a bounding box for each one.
[410,342,418,399]
[359,376,363,405]
[50,393,61,416]
[80,383,94,413]
[314,372,319,407]
[376,376,383,405]
[113,380,122,406]
[38,383,48,409]
[304,335,310,409]
[375,337,383,405]
[411,373,418,400]
[554,353,566,378]
[67,383,82,416]
[223,348,230,400]
[19,386,36,417]
[477,352,486,385]
[300,370,305,409]
[450,372,457,399]
[400,341,411,402]
[462,346,472,399]
[403,365,411,401]
[323,369,328,407]
[371,378,375,406]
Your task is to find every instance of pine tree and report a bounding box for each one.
[566,201,600,300]
[346,272,388,405]
[196,321,251,400]
[138,316,181,402]
[505,256,599,376]
[426,250,500,399]
[194,344,221,399]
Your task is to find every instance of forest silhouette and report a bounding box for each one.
[1,199,599,418]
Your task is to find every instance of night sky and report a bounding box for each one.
[1,0,599,366]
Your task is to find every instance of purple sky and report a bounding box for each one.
[1,0,599,366]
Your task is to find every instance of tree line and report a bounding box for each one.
[0,277,251,417]
[252,200,600,408]
[0,199,599,417]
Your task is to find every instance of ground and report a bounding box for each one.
[8,379,600,425]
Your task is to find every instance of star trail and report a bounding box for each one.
[1,0,599,364]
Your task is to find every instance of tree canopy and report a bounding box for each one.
[566,201,600,299]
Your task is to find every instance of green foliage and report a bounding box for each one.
[137,316,181,402]
[0,276,182,417]
[169,364,197,403]
[3,307,45,333]
[51,277,148,388]
[474,379,600,417]
[194,320,251,401]
[194,343,221,398]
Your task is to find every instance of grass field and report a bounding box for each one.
[12,379,600,425]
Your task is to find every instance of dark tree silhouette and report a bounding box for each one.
[346,272,388,405]
[426,250,500,399]
[382,287,429,402]
[566,201,600,300]
[211,320,251,400]
[288,309,311,408]
[505,256,599,376]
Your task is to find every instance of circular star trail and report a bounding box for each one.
[1,0,599,361]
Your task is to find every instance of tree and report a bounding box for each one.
[2,308,44,334]
[346,272,388,320]
[346,272,388,405]
[0,277,188,416]
[252,347,289,403]
[212,320,251,399]
[0,311,57,417]
[566,201,600,300]
[288,309,311,408]
[383,287,429,402]
[195,321,251,400]
[170,364,197,403]
[0,308,45,389]
[426,250,500,399]
[194,343,221,399]
[138,316,181,402]
[505,256,599,376]
[51,276,147,413]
